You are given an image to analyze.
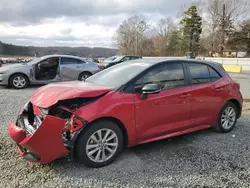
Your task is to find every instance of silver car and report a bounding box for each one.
[0,54,104,89]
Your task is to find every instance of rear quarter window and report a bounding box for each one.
[208,66,221,81]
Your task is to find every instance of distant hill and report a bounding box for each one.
[0,41,117,58]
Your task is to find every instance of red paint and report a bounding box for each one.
[30,81,112,108]
[8,73,243,164]
[134,86,192,143]
[8,122,26,143]
[74,91,137,146]
[9,116,69,164]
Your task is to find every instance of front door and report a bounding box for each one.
[133,62,192,143]
[60,57,85,81]
[33,57,60,84]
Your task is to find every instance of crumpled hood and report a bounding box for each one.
[30,81,113,108]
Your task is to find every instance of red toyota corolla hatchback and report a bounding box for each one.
[9,59,243,167]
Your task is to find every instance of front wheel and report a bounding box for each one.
[9,74,29,89]
[75,120,124,168]
[213,102,238,133]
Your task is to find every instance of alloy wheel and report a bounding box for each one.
[221,106,236,130]
[13,76,26,88]
[86,128,118,163]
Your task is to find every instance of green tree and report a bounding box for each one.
[167,30,183,56]
[228,20,250,56]
[0,41,3,55]
[180,5,202,54]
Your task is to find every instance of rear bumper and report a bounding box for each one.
[8,115,70,164]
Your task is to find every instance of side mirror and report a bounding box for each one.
[141,84,161,99]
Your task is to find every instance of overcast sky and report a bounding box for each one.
[0,0,194,48]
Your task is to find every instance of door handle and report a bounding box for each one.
[179,93,191,98]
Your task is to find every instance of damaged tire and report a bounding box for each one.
[75,120,124,168]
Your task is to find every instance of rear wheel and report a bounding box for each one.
[75,120,124,168]
[9,74,29,89]
[213,102,238,133]
[78,72,92,81]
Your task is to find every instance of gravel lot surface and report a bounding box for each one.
[1,86,250,188]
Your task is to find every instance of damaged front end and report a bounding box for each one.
[8,98,91,164]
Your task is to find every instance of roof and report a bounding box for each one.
[128,57,215,64]
[127,58,227,76]
[40,54,83,59]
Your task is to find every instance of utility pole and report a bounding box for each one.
[220,3,226,57]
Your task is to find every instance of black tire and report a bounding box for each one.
[75,120,124,168]
[9,74,29,89]
[213,102,238,133]
[78,72,92,81]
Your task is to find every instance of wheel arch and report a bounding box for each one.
[226,98,242,118]
[8,72,30,86]
[76,116,129,147]
[78,71,93,80]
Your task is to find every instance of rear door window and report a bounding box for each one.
[61,58,83,65]
[208,66,221,81]
[188,63,211,84]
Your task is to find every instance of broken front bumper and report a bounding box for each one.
[8,115,70,164]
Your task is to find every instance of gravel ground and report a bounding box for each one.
[1,86,250,188]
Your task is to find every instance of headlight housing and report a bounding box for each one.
[64,114,86,133]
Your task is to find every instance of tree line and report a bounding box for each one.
[0,41,30,56]
[114,0,250,57]
[0,41,117,57]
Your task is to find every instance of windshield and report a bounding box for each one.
[85,62,150,88]
[26,57,42,65]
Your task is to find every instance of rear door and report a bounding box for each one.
[186,62,228,126]
[60,57,85,81]
[133,62,192,142]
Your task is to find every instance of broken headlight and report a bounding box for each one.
[23,101,30,111]
[64,115,86,133]
[38,107,49,115]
